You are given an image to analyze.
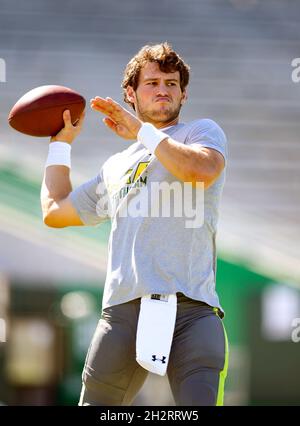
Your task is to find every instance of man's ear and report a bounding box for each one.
[126,86,136,104]
[181,90,188,105]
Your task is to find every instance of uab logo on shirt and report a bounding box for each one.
[96,158,205,229]
[118,161,150,199]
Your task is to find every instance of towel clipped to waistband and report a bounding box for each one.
[136,294,177,376]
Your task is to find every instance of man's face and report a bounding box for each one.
[127,62,186,127]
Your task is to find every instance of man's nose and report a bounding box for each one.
[156,83,169,96]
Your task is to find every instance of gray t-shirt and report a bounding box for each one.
[70,119,228,314]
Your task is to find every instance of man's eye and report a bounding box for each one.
[147,82,156,85]
[167,82,176,86]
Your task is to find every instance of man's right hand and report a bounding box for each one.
[50,109,85,144]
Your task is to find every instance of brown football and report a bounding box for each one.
[8,85,86,137]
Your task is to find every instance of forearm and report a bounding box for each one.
[155,137,214,187]
[41,165,72,218]
[89,98,224,188]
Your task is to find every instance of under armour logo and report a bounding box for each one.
[152,355,166,364]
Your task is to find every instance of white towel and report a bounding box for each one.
[136,294,177,376]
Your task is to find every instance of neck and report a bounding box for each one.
[155,116,179,129]
[137,115,179,129]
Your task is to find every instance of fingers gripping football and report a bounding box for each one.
[51,109,85,144]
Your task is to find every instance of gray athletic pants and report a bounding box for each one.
[79,293,229,406]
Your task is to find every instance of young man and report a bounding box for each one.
[41,42,229,406]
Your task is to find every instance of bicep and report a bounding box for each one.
[191,145,225,187]
[201,147,225,178]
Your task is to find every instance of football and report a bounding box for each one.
[8,85,86,137]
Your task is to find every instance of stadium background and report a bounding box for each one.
[0,0,300,405]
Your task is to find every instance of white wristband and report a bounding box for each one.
[137,123,168,154]
[45,142,71,168]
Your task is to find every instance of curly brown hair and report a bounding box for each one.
[122,42,190,109]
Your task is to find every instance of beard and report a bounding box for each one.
[135,95,183,124]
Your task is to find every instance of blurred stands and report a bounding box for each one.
[0,0,300,406]
[0,0,299,283]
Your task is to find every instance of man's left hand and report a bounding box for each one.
[90,97,142,140]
